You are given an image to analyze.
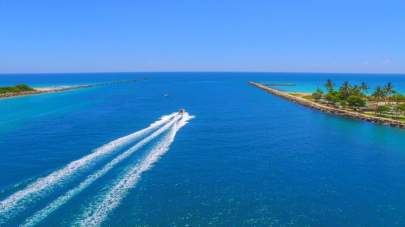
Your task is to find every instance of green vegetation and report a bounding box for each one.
[311,89,323,101]
[311,80,405,121]
[376,105,390,116]
[347,95,366,108]
[0,84,36,94]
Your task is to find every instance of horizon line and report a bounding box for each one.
[1,71,405,76]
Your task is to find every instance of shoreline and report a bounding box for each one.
[250,82,405,129]
[0,79,143,100]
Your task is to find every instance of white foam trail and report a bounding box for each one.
[77,113,193,227]
[21,115,181,227]
[0,113,177,223]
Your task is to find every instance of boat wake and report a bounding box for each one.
[76,113,193,227]
[0,111,192,226]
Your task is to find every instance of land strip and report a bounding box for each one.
[250,81,405,129]
[0,79,144,99]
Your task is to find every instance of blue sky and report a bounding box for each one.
[0,0,404,73]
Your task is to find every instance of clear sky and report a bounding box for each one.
[0,0,404,74]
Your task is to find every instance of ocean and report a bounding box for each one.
[1,72,405,226]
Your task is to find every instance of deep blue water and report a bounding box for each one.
[1,72,405,226]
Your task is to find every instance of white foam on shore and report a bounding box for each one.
[77,113,193,227]
[0,113,177,223]
[21,115,181,227]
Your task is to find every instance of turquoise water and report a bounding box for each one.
[258,72,405,94]
[1,72,405,226]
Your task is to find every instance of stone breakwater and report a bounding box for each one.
[250,82,405,129]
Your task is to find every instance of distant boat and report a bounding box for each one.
[164,93,169,97]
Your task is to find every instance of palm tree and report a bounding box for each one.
[384,82,394,103]
[372,86,385,114]
[339,81,351,99]
[325,79,334,93]
[373,86,385,100]
[351,85,361,96]
[360,82,368,94]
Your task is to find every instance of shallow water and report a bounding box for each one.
[1,72,405,226]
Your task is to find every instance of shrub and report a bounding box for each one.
[15,84,34,91]
[347,95,366,108]
[395,104,405,115]
[376,105,390,115]
[392,94,405,102]
[0,84,35,94]
[339,100,348,108]
[311,89,323,100]
[325,92,340,104]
